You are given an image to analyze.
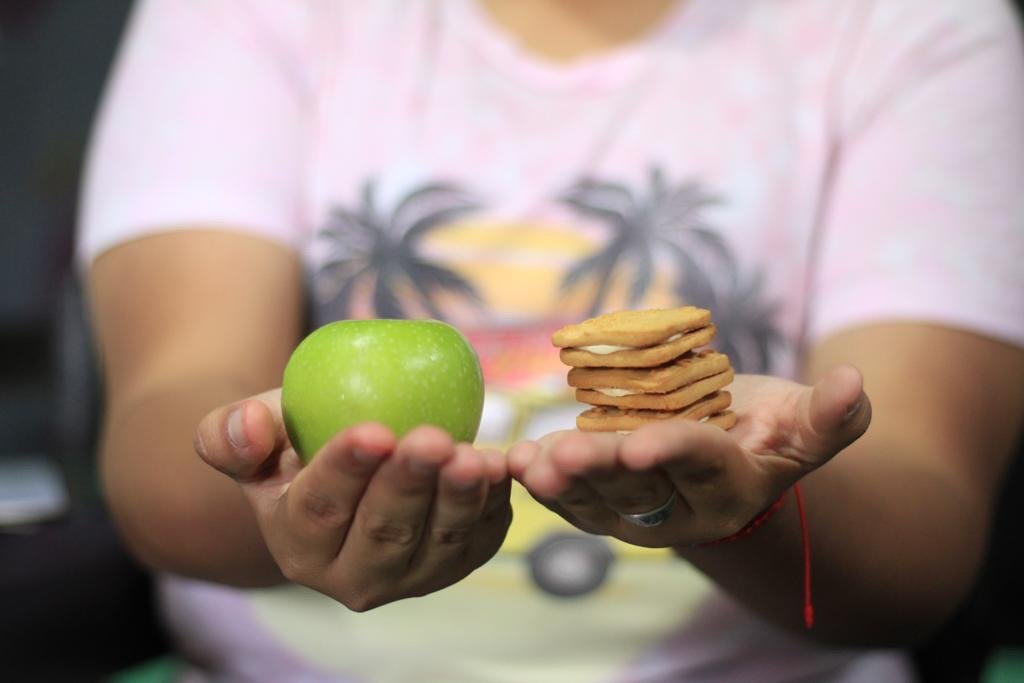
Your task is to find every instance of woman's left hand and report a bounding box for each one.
[508,365,872,548]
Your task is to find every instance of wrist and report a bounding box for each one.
[679,485,815,629]
[697,490,790,547]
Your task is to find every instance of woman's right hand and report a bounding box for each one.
[193,389,512,611]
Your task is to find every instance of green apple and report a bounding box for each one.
[281,319,484,462]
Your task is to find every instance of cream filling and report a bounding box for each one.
[579,343,632,354]
[579,333,682,355]
[595,388,640,397]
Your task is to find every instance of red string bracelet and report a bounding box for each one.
[699,491,789,547]
[697,484,814,629]
[793,484,814,629]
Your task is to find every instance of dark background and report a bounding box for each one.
[1,1,1022,681]
[0,2,169,680]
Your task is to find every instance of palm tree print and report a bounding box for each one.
[560,167,783,373]
[314,180,484,320]
[559,167,734,316]
[699,269,784,374]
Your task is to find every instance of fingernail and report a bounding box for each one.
[193,431,208,458]
[352,448,382,466]
[843,397,863,422]
[227,407,248,452]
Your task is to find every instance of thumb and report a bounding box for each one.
[194,389,287,482]
[799,364,872,459]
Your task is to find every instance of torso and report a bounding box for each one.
[162,2,915,680]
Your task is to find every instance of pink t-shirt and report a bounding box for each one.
[79,1,1024,681]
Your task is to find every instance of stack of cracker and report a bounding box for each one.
[552,307,737,432]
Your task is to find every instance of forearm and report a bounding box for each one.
[101,376,284,587]
[679,444,990,646]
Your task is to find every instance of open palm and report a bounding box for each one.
[194,389,512,611]
[508,366,870,548]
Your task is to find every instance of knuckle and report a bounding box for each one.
[430,525,475,547]
[681,460,727,487]
[360,514,421,548]
[299,490,352,529]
